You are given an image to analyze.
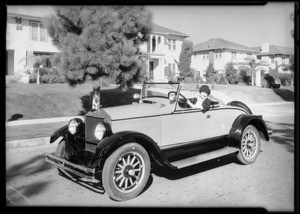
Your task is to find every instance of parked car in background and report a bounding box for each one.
[45,81,270,201]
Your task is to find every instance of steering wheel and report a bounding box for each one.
[167,91,188,101]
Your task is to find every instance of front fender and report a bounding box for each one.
[95,131,176,170]
[49,124,69,143]
[229,114,269,146]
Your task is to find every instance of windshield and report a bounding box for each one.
[140,82,179,100]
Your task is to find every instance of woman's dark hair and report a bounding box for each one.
[199,85,211,95]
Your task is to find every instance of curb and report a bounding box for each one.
[6,137,50,150]
[6,116,84,127]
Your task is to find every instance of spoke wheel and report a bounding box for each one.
[237,125,261,164]
[102,143,150,201]
[114,151,146,193]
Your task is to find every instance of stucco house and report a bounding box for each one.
[140,24,189,81]
[6,5,189,83]
[6,6,60,83]
[252,43,294,73]
[191,38,260,80]
[190,38,294,85]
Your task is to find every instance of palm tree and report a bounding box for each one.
[244,57,269,86]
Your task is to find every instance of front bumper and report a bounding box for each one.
[45,153,99,182]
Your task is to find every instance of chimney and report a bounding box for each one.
[261,43,269,53]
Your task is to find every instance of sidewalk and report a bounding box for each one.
[6,116,84,127]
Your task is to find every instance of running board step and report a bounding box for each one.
[171,147,239,169]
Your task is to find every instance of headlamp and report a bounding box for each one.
[94,123,106,140]
[68,118,83,135]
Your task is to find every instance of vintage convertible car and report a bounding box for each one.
[45,81,270,201]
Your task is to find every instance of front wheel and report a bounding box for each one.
[102,143,151,201]
[237,125,261,164]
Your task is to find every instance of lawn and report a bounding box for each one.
[6,83,140,122]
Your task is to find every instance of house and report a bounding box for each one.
[140,24,189,81]
[6,5,189,83]
[6,5,60,83]
[191,38,260,81]
[252,43,294,73]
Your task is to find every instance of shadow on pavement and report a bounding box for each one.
[267,122,294,153]
[6,154,53,205]
[272,88,294,101]
[6,154,53,181]
[58,172,105,195]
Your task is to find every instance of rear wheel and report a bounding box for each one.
[102,143,151,201]
[237,125,261,164]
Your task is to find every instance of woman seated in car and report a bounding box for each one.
[187,85,211,111]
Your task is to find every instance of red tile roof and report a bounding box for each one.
[253,45,294,56]
[152,24,189,37]
[7,5,55,18]
[193,38,259,53]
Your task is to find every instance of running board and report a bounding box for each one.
[171,147,239,169]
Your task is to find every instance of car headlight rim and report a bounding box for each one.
[68,119,78,135]
[94,123,106,140]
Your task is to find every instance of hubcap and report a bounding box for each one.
[113,151,145,193]
[241,131,257,158]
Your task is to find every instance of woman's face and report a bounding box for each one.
[199,91,208,99]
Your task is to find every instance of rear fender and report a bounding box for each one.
[229,114,269,147]
[95,131,176,170]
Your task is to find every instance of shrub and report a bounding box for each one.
[238,69,251,85]
[30,67,66,84]
[164,66,176,82]
[261,73,275,88]
[225,62,238,84]
[213,73,228,84]
[278,73,292,86]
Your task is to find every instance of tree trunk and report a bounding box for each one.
[37,68,40,85]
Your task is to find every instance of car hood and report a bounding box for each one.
[102,102,174,121]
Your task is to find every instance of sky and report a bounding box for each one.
[146,2,295,48]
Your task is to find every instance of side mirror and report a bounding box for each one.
[168,92,176,104]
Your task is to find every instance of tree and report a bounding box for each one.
[46,6,152,90]
[205,62,217,83]
[225,62,238,84]
[176,39,194,78]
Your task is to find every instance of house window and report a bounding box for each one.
[215,51,222,59]
[29,21,47,42]
[271,57,274,64]
[247,53,252,59]
[167,39,172,50]
[282,58,286,65]
[172,39,176,50]
[167,39,176,50]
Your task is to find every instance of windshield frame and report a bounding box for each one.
[139,82,181,106]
